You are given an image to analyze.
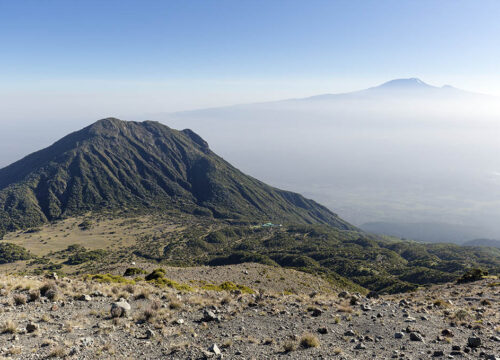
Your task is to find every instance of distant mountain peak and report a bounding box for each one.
[375,78,434,89]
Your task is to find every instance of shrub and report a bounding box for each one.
[169,301,182,310]
[148,277,193,292]
[283,341,298,352]
[1,320,17,334]
[205,231,226,244]
[39,282,57,297]
[201,281,254,294]
[141,307,156,322]
[300,333,320,348]
[65,249,107,265]
[457,268,488,284]
[13,294,27,306]
[145,269,166,281]
[0,243,32,264]
[208,251,277,267]
[45,289,58,301]
[124,267,146,276]
[454,309,469,321]
[78,220,93,230]
[134,289,150,300]
[85,274,134,284]
[28,290,40,302]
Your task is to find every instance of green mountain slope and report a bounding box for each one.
[0,118,353,235]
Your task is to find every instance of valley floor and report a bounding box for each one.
[0,270,498,359]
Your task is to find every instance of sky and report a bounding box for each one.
[1,0,500,120]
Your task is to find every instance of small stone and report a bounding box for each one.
[317,327,328,334]
[345,330,356,336]
[338,291,350,298]
[26,322,38,333]
[441,329,454,337]
[355,342,366,349]
[203,309,220,322]
[78,294,92,301]
[433,350,444,357]
[111,299,131,318]
[395,332,404,339]
[47,273,58,280]
[210,343,221,355]
[467,337,481,348]
[145,329,155,339]
[310,308,323,317]
[410,332,424,342]
[176,319,184,325]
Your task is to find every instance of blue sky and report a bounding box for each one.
[1,0,500,115]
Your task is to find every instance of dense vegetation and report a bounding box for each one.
[0,242,32,264]
[0,118,351,237]
[132,221,500,294]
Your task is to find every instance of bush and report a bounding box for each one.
[0,243,32,264]
[208,251,277,267]
[283,341,298,352]
[145,269,166,281]
[78,220,93,230]
[192,207,213,217]
[13,294,27,306]
[28,290,40,302]
[148,277,193,292]
[39,282,57,297]
[457,268,488,284]
[1,320,17,334]
[300,333,320,348]
[65,249,107,265]
[123,267,146,276]
[205,231,226,244]
[85,274,134,284]
[201,281,254,294]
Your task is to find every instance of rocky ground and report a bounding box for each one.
[0,267,498,359]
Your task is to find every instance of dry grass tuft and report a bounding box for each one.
[29,290,41,302]
[6,346,22,355]
[337,303,353,313]
[283,340,298,352]
[141,307,157,322]
[48,346,66,358]
[13,294,27,306]
[1,320,17,334]
[135,289,150,300]
[300,333,320,348]
[169,300,182,310]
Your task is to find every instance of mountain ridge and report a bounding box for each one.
[0,118,353,235]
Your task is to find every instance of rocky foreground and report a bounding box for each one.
[0,270,498,359]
